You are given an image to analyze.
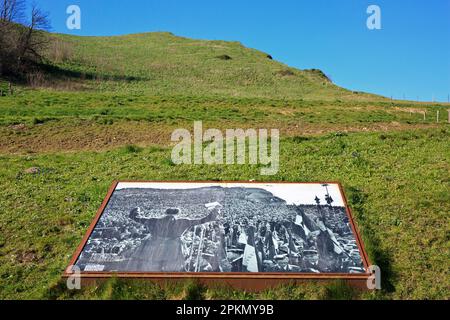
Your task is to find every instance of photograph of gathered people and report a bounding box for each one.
[72,182,366,274]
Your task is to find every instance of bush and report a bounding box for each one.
[32,117,54,125]
[47,39,73,63]
[292,136,310,143]
[275,69,295,77]
[26,71,46,87]
[124,144,143,153]
[216,54,232,60]
[0,1,51,78]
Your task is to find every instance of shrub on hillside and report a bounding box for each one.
[0,0,50,78]
[216,54,232,60]
[47,39,74,63]
[275,69,295,77]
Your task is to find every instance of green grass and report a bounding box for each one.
[0,89,445,125]
[44,32,364,100]
[0,128,448,299]
[0,31,449,300]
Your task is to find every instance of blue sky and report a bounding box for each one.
[34,0,450,102]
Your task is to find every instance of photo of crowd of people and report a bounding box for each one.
[73,183,366,274]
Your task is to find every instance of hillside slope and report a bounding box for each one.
[46,32,382,100]
[0,31,449,301]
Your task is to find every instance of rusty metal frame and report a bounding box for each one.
[63,181,372,283]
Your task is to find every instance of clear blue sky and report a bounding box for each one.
[34,0,450,102]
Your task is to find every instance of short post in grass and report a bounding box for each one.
[8,82,13,95]
[436,110,439,123]
[423,111,426,121]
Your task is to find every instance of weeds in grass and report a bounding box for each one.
[324,280,356,300]
[216,54,232,60]
[123,144,143,153]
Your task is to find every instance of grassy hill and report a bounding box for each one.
[45,31,382,100]
[0,32,448,300]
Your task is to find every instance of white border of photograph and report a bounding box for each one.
[116,182,345,206]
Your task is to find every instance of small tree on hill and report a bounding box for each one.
[0,0,50,77]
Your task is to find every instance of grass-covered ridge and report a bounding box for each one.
[43,31,383,100]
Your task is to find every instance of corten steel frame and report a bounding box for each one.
[63,181,372,289]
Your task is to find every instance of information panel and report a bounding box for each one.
[66,181,370,280]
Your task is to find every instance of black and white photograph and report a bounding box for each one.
[72,182,366,274]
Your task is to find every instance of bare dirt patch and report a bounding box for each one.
[24,167,40,174]
[0,120,174,154]
[16,250,39,264]
[0,119,442,155]
[8,123,28,131]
